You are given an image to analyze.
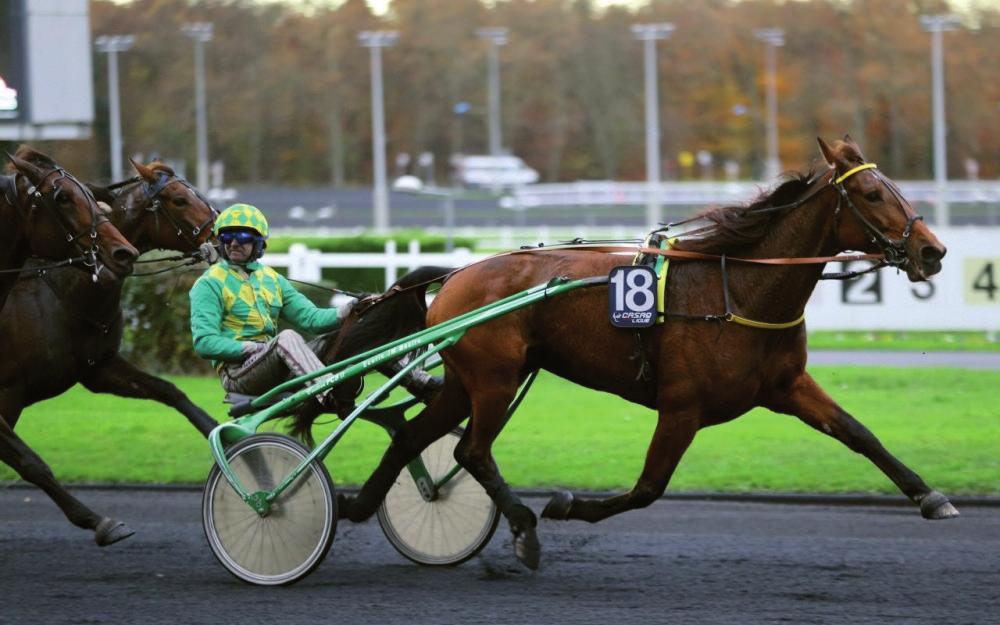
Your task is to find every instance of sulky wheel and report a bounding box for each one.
[202,433,337,585]
[377,428,500,566]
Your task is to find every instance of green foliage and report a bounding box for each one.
[44,0,1000,183]
[119,264,209,375]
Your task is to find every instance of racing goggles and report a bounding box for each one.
[218,230,261,246]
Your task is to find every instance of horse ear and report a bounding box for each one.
[817,137,837,168]
[6,152,47,184]
[130,158,157,183]
[840,135,866,164]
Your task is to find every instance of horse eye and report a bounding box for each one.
[172,197,188,207]
[864,191,881,203]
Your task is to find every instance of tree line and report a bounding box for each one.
[11,0,1000,186]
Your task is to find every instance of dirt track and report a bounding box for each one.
[2,488,997,625]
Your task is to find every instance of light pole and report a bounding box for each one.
[754,28,784,182]
[631,22,674,230]
[921,14,961,226]
[359,30,398,233]
[94,35,134,182]
[182,22,213,191]
[476,27,508,156]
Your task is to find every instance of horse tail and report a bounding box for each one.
[286,266,454,443]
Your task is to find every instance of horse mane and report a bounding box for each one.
[4,145,58,173]
[329,265,454,362]
[680,168,819,254]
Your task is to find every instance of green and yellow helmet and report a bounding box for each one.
[214,203,269,239]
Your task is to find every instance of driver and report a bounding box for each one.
[190,203,442,412]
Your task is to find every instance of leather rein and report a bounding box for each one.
[362,163,921,331]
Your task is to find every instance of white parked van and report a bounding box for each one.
[453,155,539,189]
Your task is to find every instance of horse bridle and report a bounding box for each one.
[829,162,923,269]
[142,171,218,248]
[11,167,110,281]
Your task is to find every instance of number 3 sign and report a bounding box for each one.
[609,266,657,328]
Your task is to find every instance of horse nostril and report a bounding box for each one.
[920,245,945,264]
[113,247,138,265]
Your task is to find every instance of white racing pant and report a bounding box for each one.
[220,330,333,400]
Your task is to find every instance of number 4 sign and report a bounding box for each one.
[609,266,657,328]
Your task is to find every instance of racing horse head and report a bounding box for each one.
[818,135,946,282]
[1,146,138,301]
[87,158,217,255]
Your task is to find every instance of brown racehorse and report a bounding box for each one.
[0,158,220,545]
[0,148,143,546]
[318,136,954,570]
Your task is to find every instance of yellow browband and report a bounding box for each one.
[834,162,878,184]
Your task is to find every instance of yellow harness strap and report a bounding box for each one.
[834,162,877,184]
[655,237,677,323]
[725,311,805,330]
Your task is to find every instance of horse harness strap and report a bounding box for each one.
[717,254,804,330]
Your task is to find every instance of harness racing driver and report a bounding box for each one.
[189,203,439,413]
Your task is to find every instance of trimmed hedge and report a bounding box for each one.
[266,231,477,253]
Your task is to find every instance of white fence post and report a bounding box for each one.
[384,239,398,288]
[287,243,321,282]
[407,239,421,273]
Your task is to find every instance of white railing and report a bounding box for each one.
[266,240,488,287]
[504,180,1000,209]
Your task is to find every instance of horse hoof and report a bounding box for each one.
[513,527,540,570]
[919,491,960,520]
[541,490,574,520]
[94,518,135,546]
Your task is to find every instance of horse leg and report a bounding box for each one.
[338,374,470,523]
[451,378,545,570]
[541,407,699,524]
[80,354,219,438]
[765,372,958,519]
[0,417,133,545]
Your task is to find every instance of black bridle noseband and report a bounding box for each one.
[829,163,923,269]
[108,171,219,250]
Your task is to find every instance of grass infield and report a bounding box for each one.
[1,366,996,495]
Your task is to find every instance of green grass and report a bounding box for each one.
[2,367,997,495]
[808,330,1000,352]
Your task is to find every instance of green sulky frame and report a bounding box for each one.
[207,275,609,517]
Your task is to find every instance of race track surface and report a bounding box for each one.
[2,488,997,625]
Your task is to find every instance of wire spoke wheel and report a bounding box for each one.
[202,434,336,585]
[377,428,500,566]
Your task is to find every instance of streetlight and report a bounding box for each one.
[921,14,961,226]
[476,27,508,156]
[182,22,213,191]
[358,30,398,233]
[754,28,784,182]
[94,34,134,182]
[631,22,674,230]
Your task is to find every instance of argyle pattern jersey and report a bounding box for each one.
[214,203,269,237]
[189,260,340,368]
